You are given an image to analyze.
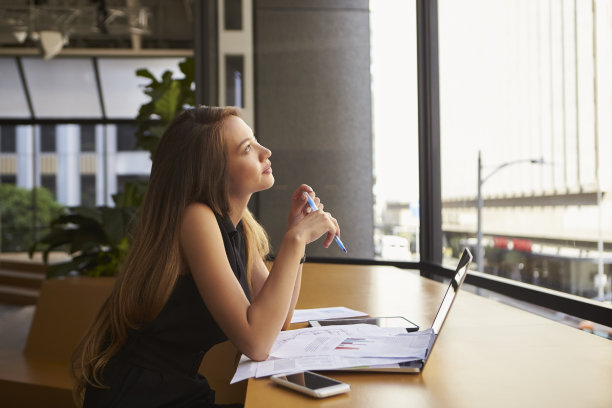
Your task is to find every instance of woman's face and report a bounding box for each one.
[224,115,274,199]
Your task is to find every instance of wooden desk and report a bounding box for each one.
[245,264,612,408]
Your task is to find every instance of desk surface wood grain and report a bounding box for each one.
[245,263,612,408]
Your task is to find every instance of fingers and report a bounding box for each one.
[314,211,340,248]
[305,199,322,214]
[292,184,313,201]
[323,215,340,248]
[291,185,342,249]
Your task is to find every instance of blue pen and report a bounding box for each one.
[303,192,347,253]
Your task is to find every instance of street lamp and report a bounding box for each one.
[476,151,545,272]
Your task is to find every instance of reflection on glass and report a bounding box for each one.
[0,58,30,118]
[98,58,183,118]
[439,0,612,304]
[22,58,102,118]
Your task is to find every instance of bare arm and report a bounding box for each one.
[181,202,338,361]
[251,257,303,331]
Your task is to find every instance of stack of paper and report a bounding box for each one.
[231,324,433,383]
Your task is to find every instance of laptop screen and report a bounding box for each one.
[431,248,473,335]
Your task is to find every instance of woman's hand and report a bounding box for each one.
[286,184,321,230]
[286,185,341,249]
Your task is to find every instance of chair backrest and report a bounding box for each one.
[24,277,114,362]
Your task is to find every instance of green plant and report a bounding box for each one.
[29,205,135,278]
[135,57,195,158]
[30,57,195,278]
[0,185,62,252]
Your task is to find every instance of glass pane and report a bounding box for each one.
[439,0,612,304]
[0,58,30,118]
[1,126,17,152]
[0,123,155,253]
[97,58,184,119]
[40,125,56,152]
[80,174,96,207]
[370,0,420,261]
[80,125,96,152]
[225,0,243,30]
[21,58,102,118]
[1,126,63,253]
[225,55,244,107]
[116,124,138,151]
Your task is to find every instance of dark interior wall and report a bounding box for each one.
[254,0,373,258]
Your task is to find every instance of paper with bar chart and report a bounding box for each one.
[231,324,434,383]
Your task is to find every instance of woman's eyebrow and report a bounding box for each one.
[237,135,256,151]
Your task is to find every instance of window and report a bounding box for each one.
[225,55,244,107]
[0,126,16,152]
[438,0,612,303]
[40,174,57,199]
[80,174,96,207]
[116,124,138,151]
[1,175,16,185]
[224,0,243,30]
[81,125,96,152]
[40,125,56,152]
[370,0,420,261]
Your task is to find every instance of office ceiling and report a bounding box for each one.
[0,0,194,52]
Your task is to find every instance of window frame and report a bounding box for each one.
[245,0,611,327]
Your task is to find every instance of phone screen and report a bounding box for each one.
[282,372,343,390]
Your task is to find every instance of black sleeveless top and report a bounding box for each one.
[83,214,250,408]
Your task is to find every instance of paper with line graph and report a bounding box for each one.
[269,324,432,359]
[231,325,433,383]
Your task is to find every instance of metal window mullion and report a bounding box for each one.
[416,0,442,272]
[15,57,35,120]
[195,0,219,106]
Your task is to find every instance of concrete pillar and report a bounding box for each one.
[56,125,80,206]
[16,126,35,189]
[254,0,374,258]
[105,126,118,205]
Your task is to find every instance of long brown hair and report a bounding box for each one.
[71,106,270,404]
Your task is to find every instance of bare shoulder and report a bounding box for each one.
[183,202,215,221]
[180,203,229,276]
[181,203,219,241]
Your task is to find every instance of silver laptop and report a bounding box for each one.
[347,247,473,373]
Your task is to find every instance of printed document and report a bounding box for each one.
[231,325,434,383]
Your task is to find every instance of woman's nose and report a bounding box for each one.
[260,145,272,160]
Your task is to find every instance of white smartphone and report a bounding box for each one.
[270,371,350,398]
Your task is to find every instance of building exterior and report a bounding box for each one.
[1,126,149,207]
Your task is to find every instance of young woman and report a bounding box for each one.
[72,106,342,407]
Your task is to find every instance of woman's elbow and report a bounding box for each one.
[240,338,272,361]
[244,348,270,362]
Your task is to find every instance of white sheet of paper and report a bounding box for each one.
[231,354,258,383]
[270,324,425,359]
[230,326,434,383]
[290,306,368,323]
[253,355,421,378]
